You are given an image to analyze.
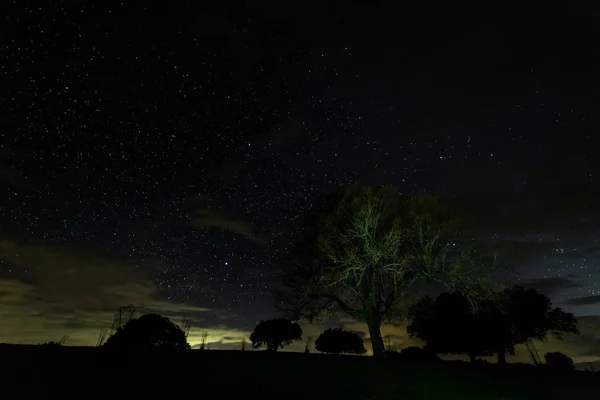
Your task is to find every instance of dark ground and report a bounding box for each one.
[1,345,597,399]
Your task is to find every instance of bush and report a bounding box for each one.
[397,346,440,362]
[315,328,367,354]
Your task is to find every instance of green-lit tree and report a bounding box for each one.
[275,185,502,356]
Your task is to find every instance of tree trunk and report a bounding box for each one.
[497,349,507,364]
[367,320,385,356]
[468,353,476,363]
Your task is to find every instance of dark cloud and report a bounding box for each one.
[0,239,164,310]
[458,190,600,237]
[189,196,268,244]
[0,239,242,347]
[492,239,560,267]
[564,295,600,306]
[519,275,583,297]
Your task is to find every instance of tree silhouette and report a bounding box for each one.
[544,352,575,371]
[408,287,579,364]
[315,328,367,354]
[104,313,190,349]
[275,186,502,356]
[249,318,302,351]
[494,286,579,364]
[407,293,497,362]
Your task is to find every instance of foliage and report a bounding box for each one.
[314,328,367,354]
[275,185,502,356]
[408,286,579,363]
[249,318,302,351]
[544,352,575,371]
[103,313,190,350]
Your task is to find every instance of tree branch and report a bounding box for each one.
[312,293,364,319]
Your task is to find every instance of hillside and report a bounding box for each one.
[1,344,598,399]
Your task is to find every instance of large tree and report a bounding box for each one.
[275,186,501,356]
[104,313,190,350]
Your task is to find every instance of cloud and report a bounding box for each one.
[491,239,561,268]
[189,196,267,244]
[563,295,600,306]
[519,275,583,297]
[0,239,244,347]
[0,240,164,310]
[458,190,600,237]
[190,325,253,350]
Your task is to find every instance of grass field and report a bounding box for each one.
[1,345,598,399]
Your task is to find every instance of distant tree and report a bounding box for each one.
[104,313,190,350]
[398,346,440,362]
[408,287,579,364]
[38,335,69,347]
[315,328,367,354]
[544,352,575,371]
[275,186,502,356]
[250,318,302,351]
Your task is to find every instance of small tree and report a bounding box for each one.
[250,318,302,351]
[544,352,575,371]
[315,328,367,354]
[104,313,190,350]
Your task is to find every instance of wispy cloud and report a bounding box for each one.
[563,295,600,306]
[519,275,583,297]
[0,239,245,347]
[189,196,267,244]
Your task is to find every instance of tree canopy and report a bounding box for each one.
[407,286,579,363]
[249,318,303,351]
[104,313,190,350]
[314,328,367,354]
[275,185,502,356]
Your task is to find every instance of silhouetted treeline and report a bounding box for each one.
[407,286,579,364]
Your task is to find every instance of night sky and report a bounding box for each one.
[1,1,600,360]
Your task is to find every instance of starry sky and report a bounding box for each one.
[1,1,600,361]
